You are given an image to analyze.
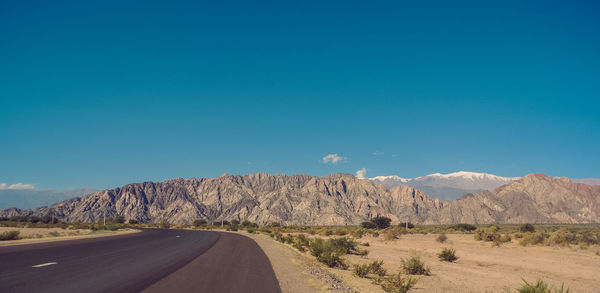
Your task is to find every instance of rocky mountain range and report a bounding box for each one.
[1,173,598,225]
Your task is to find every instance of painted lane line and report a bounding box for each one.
[32,262,57,268]
[176,235,180,238]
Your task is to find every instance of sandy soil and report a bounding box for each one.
[333,233,600,293]
[241,231,358,293]
[0,227,139,246]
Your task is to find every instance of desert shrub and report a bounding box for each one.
[329,237,361,254]
[398,222,415,229]
[514,232,524,239]
[282,234,294,244]
[361,221,377,229]
[231,220,240,225]
[362,242,370,246]
[357,248,369,256]
[241,220,258,228]
[402,255,430,275]
[515,279,570,293]
[351,228,367,238]
[451,223,477,232]
[474,225,500,242]
[548,229,576,246]
[158,221,171,229]
[128,219,139,224]
[324,229,333,236]
[309,238,326,257]
[317,249,347,268]
[308,237,361,268]
[381,273,418,293]
[353,263,371,277]
[113,216,125,224]
[370,231,380,237]
[384,229,401,241]
[193,219,207,227]
[308,229,316,235]
[369,260,387,276]
[436,233,447,243]
[519,232,550,246]
[293,234,310,252]
[519,223,536,233]
[0,230,20,241]
[48,231,61,237]
[246,228,256,234]
[437,248,458,262]
[334,228,348,236]
[371,216,392,229]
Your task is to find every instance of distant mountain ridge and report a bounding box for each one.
[369,171,519,201]
[1,173,599,225]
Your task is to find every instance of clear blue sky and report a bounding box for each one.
[1,0,599,190]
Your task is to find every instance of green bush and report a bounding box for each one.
[353,263,371,277]
[436,233,447,243]
[368,260,387,277]
[0,230,20,241]
[519,232,550,246]
[128,219,139,224]
[451,223,477,232]
[402,255,430,275]
[437,248,458,262]
[515,279,570,293]
[193,219,207,227]
[371,216,392,229]
[520,223,536,233]
[361,221,377,229]
[381,273,418,293]
[293,234,310,252]
[474,226,501,242]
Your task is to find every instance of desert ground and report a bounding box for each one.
[250,231,600,293]
[0,227,138,246]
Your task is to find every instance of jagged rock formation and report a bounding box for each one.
[1,173,598,225]
[0,174,444,225]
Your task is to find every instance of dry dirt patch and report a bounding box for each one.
[0,227,139,246]
[338,233,600,293]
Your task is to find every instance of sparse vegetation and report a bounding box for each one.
[514,279,570,293]
[401,255,430,275]
[381,272,418,293]
[0,230,20,241]
[371,216,392,229]
[436,232,447,243]
[353,260,387,278]
[520,223,536,233]
[437,248,458,262]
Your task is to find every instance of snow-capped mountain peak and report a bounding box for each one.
[415,171,520,181]
[369,175,409,183]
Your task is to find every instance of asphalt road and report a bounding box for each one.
[0,229,281,293]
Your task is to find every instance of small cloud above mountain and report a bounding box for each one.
[0,182,35,190]
[321,154,345,164]
[355,168,367,179]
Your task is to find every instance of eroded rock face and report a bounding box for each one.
[0,173,444,225]
[2,173,598,225]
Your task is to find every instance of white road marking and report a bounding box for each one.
[176,235,180,238]
[32,262,57,268]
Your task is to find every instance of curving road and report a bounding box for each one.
[0,229,281,293]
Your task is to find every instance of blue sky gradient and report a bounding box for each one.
[1,0,599,190]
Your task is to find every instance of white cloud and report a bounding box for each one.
[0,182,36,190]
[372,150,384,155]
[355,168,367,179]
[321,154,346,164]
